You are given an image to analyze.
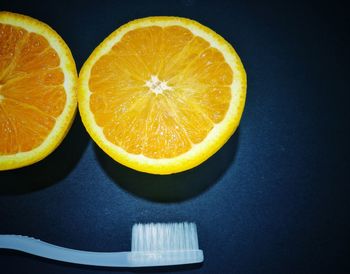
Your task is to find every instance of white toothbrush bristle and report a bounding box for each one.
[131,222,199,252]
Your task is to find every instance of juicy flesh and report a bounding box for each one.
[89,26,233,158]
[0,23,65,155]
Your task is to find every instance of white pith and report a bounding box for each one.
[145,75,173,95]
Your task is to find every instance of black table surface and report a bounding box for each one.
[0,1,349,273]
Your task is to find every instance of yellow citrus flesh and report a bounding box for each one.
[0,12,77,170]
[79,17,246,174]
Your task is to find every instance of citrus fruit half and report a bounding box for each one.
[0,12,77,170]
[78,16,246,174]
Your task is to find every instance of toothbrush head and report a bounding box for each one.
[131,222,199,251]
[130,222,204,266]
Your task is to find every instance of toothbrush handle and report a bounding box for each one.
[0,235,130,267]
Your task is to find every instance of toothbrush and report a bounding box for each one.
[0,222,204,267]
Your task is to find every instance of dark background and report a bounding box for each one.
[0,0,349,273]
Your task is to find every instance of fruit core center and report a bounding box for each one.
[145,75,172,95]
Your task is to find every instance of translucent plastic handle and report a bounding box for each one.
[0,235,130,267]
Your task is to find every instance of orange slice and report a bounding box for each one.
[78,16,246,174]
[0,12,77,170]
